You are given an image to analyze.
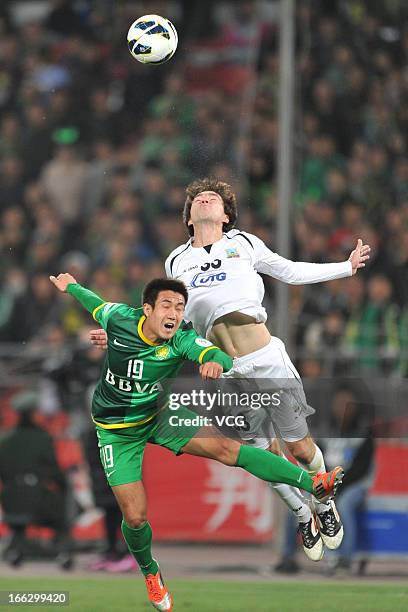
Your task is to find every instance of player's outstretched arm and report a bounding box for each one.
[250,231,370,284]
[50,273,105,314]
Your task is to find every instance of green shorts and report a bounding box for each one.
[96,405,201,486]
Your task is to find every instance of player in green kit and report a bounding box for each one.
[50,273,344,612]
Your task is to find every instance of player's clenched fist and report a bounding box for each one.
[49,273,77,292]
[199,362,223,380]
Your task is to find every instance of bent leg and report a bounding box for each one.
[181,427,314,493]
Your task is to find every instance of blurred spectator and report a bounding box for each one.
[40,139,88,226]
[22,102,53,180]
[345,274,399,372]
[0,391,72,568]
[46,0,84,36]
[0,113,22,158]
[0,156,24,208]
[325,384,376,574]
[6,273,61,342]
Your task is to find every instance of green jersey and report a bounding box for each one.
[67,283,233,428]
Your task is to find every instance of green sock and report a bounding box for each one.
[121,520,159,576]
[236,445,314,494]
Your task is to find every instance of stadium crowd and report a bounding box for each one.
[0,0,407,392]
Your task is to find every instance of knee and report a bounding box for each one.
[214,438,240,466]
[122,506,147,529]
[123,513,147,529]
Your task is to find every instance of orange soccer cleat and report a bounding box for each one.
[312,466,344,503]
[145,567,173,611]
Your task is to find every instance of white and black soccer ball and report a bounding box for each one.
[127,14,178,65]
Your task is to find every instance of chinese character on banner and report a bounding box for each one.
[203,462,273,534]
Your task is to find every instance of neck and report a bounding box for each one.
[141,318,160,344]
[191,222,223,248]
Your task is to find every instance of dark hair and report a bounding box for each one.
[183,177,238,236]
[142,278,188,307]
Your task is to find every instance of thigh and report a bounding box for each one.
[220,370,273,443]
[181,426,240,463]
[96,426,148,487]
[258,339,314,442]
[148,405,203,455]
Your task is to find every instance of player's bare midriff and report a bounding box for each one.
[208,311,271,358]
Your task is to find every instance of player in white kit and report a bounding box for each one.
[90,177,370,561]
[163,178,370,561]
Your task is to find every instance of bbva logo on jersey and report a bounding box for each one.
[190,271,227,288]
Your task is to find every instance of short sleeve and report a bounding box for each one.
[93,302,125,331]
[173,328,219,363]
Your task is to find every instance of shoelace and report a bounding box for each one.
[319,509,338,535]
[298,520,316,547]
[146,576,163,602]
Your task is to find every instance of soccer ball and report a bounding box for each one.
[127,14,178,65]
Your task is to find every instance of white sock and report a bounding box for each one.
[302,444,326,475]
[298,444,330,513]
[269,451,312,523]
[270,482,312,524]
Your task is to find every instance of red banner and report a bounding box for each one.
[2,436,407,544]
[143,446,273,542]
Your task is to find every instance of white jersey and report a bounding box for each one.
[165,229,352,338]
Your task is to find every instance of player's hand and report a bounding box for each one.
[348,239,370,275]
[199,362,223,380]
[49,273,77,292]
[90,329,108,350]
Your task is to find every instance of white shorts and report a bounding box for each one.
[221,337,314,448]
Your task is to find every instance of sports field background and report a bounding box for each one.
[0,576,407,612]
[1,543,407,612]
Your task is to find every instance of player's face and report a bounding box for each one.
[143,290,185,341]
[189,191,229,229]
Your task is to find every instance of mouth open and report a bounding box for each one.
[164,322,175,330]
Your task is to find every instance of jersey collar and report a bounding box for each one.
[189,234,226,249]
[137,315,160,346]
